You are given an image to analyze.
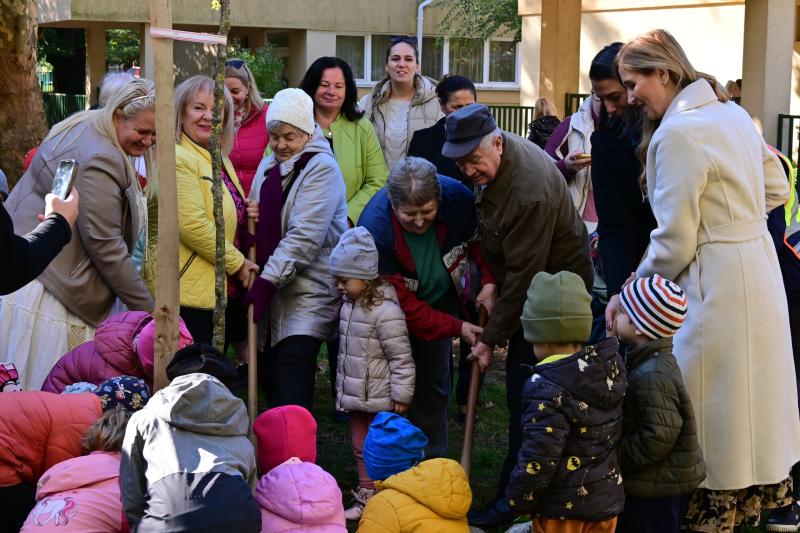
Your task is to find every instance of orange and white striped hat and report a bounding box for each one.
[620,274,688,339]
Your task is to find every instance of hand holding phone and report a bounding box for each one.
[51,159,78,200]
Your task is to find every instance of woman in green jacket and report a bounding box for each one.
[300,57,388,226]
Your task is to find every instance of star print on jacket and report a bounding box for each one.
[506,337,627,522]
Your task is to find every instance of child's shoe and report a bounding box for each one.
[767,502,800,532]
[344,487,375,521]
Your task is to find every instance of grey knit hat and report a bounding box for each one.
[329,227,379,279]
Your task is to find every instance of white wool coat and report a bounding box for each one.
[335,283,415,413]
[637,78,800,490]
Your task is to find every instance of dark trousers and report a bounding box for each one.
[497,326,536,500]
[407,336,452,458]
[327,337,339,405]
[788,293,800,500]
[180,306,213,345]
[0,483,36,533]
[616,493,689,533]
[259,334,321,410]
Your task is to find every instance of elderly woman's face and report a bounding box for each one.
[315,67,346,116]
[181,89,213,148]
[269,123,311,162]
[394,199,438,235]
[114,110,156,157]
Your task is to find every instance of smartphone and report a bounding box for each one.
[576,153,592,160]
[51,159,78,200]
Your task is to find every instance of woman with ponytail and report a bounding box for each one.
[0,78,157,390]
[611,29,800,532]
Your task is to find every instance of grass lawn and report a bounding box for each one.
[248,344,770,533]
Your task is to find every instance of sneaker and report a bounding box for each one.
[344,487,375,521]
[767,503,800,532]
[467,498,518,530]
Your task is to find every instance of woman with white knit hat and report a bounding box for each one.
[244,88,348,409]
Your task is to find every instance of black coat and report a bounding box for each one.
[407,117,470,187]
[590,125,656,297]
[528,116,561,149]
[0,202,71,295]
[619,337,706,498]
[507,337,626,521]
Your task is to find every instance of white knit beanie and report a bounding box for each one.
[266,88,315,135]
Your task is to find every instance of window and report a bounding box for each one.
[421,37,443,80]
[335,34,519,87]
[489,40,516,83]
[336,35,365,79]
[449,38,483,82]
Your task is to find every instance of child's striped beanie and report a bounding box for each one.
[620,274,688,339]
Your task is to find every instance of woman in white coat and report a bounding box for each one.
[610,30,800,532]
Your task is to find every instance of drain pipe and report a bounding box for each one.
[417,0,434,67]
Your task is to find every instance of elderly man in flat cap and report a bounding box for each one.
[443,103,592,529]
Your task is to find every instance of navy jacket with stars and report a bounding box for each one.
[506,337,626,521]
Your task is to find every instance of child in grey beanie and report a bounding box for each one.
[328,226,415,520]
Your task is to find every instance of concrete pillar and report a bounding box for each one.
[141,23,155,80]
[518,0,542,107]
[287,30,336,86]
[538,0,581,117]
[85,24,107,105]
[740,0,795,144]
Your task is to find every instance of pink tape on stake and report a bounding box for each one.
[149,27,228,45]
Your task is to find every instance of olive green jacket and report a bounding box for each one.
[619,337,706,498]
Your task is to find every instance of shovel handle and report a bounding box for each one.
[459,305,489,476]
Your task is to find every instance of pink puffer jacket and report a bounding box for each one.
[229,104,269,196]
[255,459,346,533]
[41,311,151,392]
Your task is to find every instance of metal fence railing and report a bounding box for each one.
[488,105,536,137]
[42,93,88,127]
[778,114,800,167]
[565,93,590,116]
[37,69,53,93]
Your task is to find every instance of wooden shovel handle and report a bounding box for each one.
[247,218,259,444]
[459,305,489,477]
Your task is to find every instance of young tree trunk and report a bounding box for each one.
[0,0,49,186]
[209,0,231,352]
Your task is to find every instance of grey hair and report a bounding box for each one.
[266,120,309,136]
[386,156,441,208]
[478,127,503,151]
[98,72,135,107]
[174,75,234,155]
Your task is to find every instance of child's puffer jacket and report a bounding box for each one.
[357,458,472,533]
[41,311,151,392]
[0,392,101,487]
[20,452,128,532]
[255,458,346,532]
[335,282,415,413]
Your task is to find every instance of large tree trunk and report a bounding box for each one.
[0,0,48,186]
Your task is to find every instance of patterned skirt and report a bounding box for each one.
[683,477,793,532]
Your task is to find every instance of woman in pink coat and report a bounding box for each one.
[41,311,192,392]
[20,409,132,533]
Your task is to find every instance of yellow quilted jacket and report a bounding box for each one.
[357,458,471,533]
[176,134,245,309]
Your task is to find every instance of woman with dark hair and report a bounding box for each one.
[407,75,476,186]
[359,37,442,171]
[300,56,387,225]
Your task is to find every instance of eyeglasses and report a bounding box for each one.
[225,59,246,69]
[389,35,418,48]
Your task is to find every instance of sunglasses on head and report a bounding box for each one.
[225,59,246,69]
[389,36,418,48]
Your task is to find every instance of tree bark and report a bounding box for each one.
[0,0,48,186]
[209,0,231,352]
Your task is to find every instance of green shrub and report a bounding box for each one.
[228,41,286,99]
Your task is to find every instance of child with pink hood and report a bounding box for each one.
[253,405,346,532]
[41,311,193,392]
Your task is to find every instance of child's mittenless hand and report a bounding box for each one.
[392,401,410,415]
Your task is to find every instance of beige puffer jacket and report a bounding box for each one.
[335,283,415,413]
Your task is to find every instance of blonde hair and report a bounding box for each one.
[616,29,729,189]
[81,409,131,453]
[224,58,265,115]
[45,78,156,197]
[533,97,557,120]
[174,75,235,155]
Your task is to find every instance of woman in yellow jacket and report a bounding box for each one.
[357,412,472,532]
[174,75,259,344]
